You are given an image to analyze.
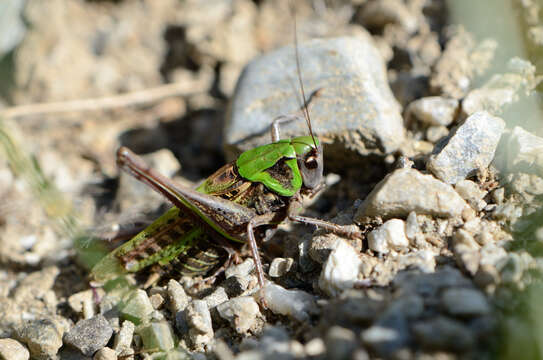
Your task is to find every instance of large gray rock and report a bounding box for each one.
[225,35,405,157]
[355,168,468,221]
[427,111,505,184]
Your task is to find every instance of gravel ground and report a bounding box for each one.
[0,1,542,359]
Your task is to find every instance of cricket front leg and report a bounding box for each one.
[288,198,362,240]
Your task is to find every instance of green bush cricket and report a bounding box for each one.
[90,15,361,289]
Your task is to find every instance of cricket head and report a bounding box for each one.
[292,135,323,190]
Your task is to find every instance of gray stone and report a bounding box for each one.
[64,315,113,357]
[17,318,64,360]
[427,111,505,184]
[119,289,153,325]
[221,275,250,298]
[225,36,405,158]
[137,320,176,352]
[113,320,134,357]
[308,234,339,264]
[203,287,229,309]
[93,347,116,360]
[355,168,468,221]
[186,300,213,349]
[0,338,29,360]
[268,257,294,277]
[325,326,357,360]
[216,296,263,334]
[225,258,254,278]
[406,96,459,126]
[319,240,362,296]
[393,266,472,298]
[441,288,491,317]
[413,316,474,351]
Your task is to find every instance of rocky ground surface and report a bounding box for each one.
[0,0,542,359]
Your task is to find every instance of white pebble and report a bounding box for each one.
[260,283,317,321]
[318,240,362,296]
[368,219,409,254]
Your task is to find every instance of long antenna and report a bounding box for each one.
[292,4,318,148]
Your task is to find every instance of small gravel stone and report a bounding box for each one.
[119,289,154,325]
[203,287,229,309]
[137,320,176,352]
[355,168,468,221]
[221,275,250,298]
[309,234,340,264]
[441,288,491,317]
[406,96,459,126]
[217,296,263,334]
[427,111,505,184]
[186,300,213,349]
[0,338,29,360]
[64,315,113,357]
[426,125,450,143]
[268,257,294,277]
[113,320,134,357]
[149,293,164,309]
[260,283,318,322]
[225,258,254,278]
[93,347,116,360]
[68,290,100,319]
[325,326,357,360]
[361,326,403,355]
[368,219,409,254]
[455,179,487,211]
[405,212,420,240]
[413,316,474,351]
[319,240,362,296]
[304,338,325,357]
[17,318,64,360]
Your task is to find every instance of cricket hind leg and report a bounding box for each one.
[246,213,277,287]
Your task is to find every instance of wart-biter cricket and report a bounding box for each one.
[90,15,361,288]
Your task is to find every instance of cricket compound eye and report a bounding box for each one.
[305,156,318,169]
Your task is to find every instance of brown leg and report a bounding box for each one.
[246,213,275,288]
[288,198,362,240]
